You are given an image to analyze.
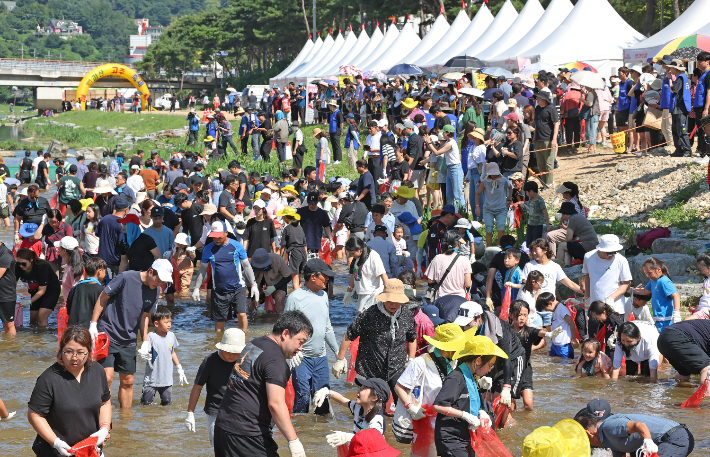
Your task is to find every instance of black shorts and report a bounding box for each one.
[212,287,247,322]
[566,241,588,261]
[518,363,534,393]
[99,341,137,375]
[615,109,630,127]
[141,385,172,405]
[286,248,306,275]
[493,354,526,399]
[30,288,61,311]
[658,328,710,377]
[214,427,279,457]
[0,300,15,323]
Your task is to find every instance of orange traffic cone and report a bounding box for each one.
[202,109,209,122]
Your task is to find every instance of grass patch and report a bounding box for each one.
[0,105,32,116]
[0,139,46,150]
[649,203,704,229]
[593,218,644,242]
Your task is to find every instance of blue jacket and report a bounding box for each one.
[186,114,200,131]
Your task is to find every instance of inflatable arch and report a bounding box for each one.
[75,64,151,110]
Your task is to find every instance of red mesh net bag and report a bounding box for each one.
[285,377,295,414]
[337,443,349,457]
[681,379,709,408]
[594,326,607,353]
[68,436,100,457]
[264,296,278,313]
[411,406,437,457]
[499,286,512,322]
[170,256,182,293]
[93,333,110,361]
[57,307,69,342]
[346,337,360,383]
[319,238,332,265]
[14,302,23,327]
[470,423,513,457]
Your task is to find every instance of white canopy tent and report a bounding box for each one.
[461,0,518,58]
[272,39,314,81]
[363,22,422,71]
[349,26,385,68]
[280,36,323,79]
[624,0,710,62]
[475,0,544,61]
[485,0,574,68]
[307,31,348,77]
[357,24,400,70]
[417,9,475,69]
[318,28,370,76]
[291,33,335,77]
[522,0,644,75]
[397,14,450,66]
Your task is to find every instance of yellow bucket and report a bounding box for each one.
[610,132,626,153]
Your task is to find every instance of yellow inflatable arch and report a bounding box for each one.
[75,64,151,110]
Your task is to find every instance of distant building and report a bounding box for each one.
[46,19,83,35]
[1,1,16,11]
[125,19,165,64]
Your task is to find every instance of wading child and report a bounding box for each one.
[66,257,106,328]
[393,224,407,256]
[277,207,307,290]
[574,338,611,378]
[687,253,710,320]
[165,233,196,307]
[517,270,544,327]
[503,247,523,301]
[321,378,389,448]
[141,306,188,406]
[635,257,680,332]
[365,204,387,242]
[587,300,624,358]
[624,289,654,323]
[537,292,578,358]
[523,181,550,248]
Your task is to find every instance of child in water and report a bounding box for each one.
[537,292,578,358]
[624,289,654,323]
[319,377,388,448]
[517,270,545,327]
[635,257,680,332]
[575,338,612,378]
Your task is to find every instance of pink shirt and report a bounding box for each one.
[62,264,83,302]
[414,308,435,357]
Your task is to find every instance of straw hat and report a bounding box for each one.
[215,328,247,353]
[276,206,301,220]
[401,97,419,109]
[522,419,590,457]
[468,128,485,142]
[200,203,218,216]
[393,186,415,199]
[453,335,508,360]
[236,107,245,115]
[327,99,339,107]
[313,128,323,137]
[375,279,410,304]
[423,323,478,352]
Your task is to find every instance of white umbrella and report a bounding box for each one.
[226,87,237,92]
[570,70,605,89]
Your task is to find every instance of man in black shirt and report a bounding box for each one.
[228,161,250,206]
[14,185,50,244]
[256,112,272,161]
[35,152,51,189]
[354,159,376,210]
[333,193,368,240]
[130,150,144,168]
[175,193,204,257]
[430,105,451,132]
[127,232,162,271]
[533,90,559,185]
[296,192,333,259]
[0,240,16,335]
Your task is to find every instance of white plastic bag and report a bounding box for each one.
[284,141,293,160]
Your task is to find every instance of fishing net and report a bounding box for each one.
[346,337,360,383]
[285,377,295,414]
[411,406,437,457]
[681,379,709,408]
[319,238,333,265]
[264,296,278,313]
[14,302,23,327]
[57,307,69,342]
[470,423,513,457]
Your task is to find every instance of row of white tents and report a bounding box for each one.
[271,0,710,86]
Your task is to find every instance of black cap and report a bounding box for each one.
[371,204,386,214]
[263,175,275,183]
[190,175,204,186]
[373,224,388,234]
[114,197,130,209]
[576,399,612,420]
[303,258,335,277]
[307,192,318,204]
[150,206,164,217]
[559,201,577,215]
[355,378,390,403]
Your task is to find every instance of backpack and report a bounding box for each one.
[635,227,670,250]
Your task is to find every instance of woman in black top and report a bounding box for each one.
[28,325,111,456]
[491,126,523,177]
[587,300,624,358]
[16,248,62,327]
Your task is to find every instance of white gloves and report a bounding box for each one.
[250,283,260,300]
[264,285,276,296]
[673,310,682,323]
[499,386,512,406]
[185,411,195,432]
[288,438,307,457]
[469,253,476,264]
[548,326,564,339]
[604,296,615,307]
[460,411,480,430]
[329,240,336,251]
[186,246,196,256]
[326,431,354,448]
[21,299,32,308]
[13,232,20,245]
[479,410,491,428]
[486,297,494,310]
[312,387,330,408]
[288,351,304,369]
[1,411,16,420]
[89,321,99,339]
[90,426,109,445]
[162,250,173,260]
[138,341,151,362]
[478,376,492,391]
[407,404,426,420]
[642,438,659,454]
[177,364,188,386]
[402,250,410,258]
[343,292,352,307]
[53,438,72,456]
[191,287,201,302]
[607,333,617,349]
[332,358,347,379]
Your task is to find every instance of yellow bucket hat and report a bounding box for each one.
[393,186,415,199]
[423,323,478,352]
[281,184,298,196]
[453,336,508,360]
[276,206,301,220]
[401,97,419,109]
[204,135,215,142]
[80,198,95,211]
[522,419,590,457]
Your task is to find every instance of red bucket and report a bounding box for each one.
[93,333,110,361]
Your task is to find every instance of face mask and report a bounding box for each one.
[475,274,484,282]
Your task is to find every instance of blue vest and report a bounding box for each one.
[660,76,675,111]
[344,125,360,149]
[618,79,632,111]
[329,109,340,133]
[677,73,691,112]
[693,69,710,108]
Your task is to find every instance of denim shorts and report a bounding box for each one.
[482,208,507,233]
[538,310,553,326]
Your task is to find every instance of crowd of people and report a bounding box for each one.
[3,54,710,457]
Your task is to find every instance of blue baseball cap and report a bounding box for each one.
[441,204,462,218]
[397,212,423,235]
[420,303,445,326]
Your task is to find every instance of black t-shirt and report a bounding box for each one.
[280,223,307,251]
[16,261,60,297]
[389,159,410,182]
[215,335,290,436]
[533,104,559,142]
[337,201,368,233]
[356,171,376,205]
[260,119,272,140]
[669,320,710,357]
[195,351,235,417]
[16,196,50,225]
[517,326,544,363]
[127,233,158,272]
[0,244,16,303]
[180,201,205,246]
[434,115,451,131]
[37,160,48,181]
[244,218,276,257]
[218,191,236,217]
[162,206,180,231]
[236,172,251,206]
[434,367,475,451]
[28,362,110,451]
[500,139,523,173]
[66,282,104,328]
[173,176,191,189]
[296,206,331,250]
[130,155,143,168]
[489,249,530,305]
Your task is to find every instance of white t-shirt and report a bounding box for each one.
[0,184,7,204]
[582,250,632,314]
[522,260,567,296]
[348,401,384,435]
[444,139,460,166]
[127,174,145,193]
[517,289,539,325]
[389,200,420,242]
[612,321,660,370]
[468,145,487,170]
[294,129,303,144]
[397,354,444,410]
[83,221,100,255]
[697,277,710,314]
[354,250,386,297]
[393,238,407,255]
[551,304,572,345]
[366,132,381,155]
[32,156,43,179]
[623,296,654,324]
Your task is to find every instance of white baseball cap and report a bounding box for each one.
[131,165,141,170]
[54,236,79,250]
[253,199,266,208]
[174,232,189,246]
[453,301,484,327]
[150,259,173,284]
[260,187,272,196]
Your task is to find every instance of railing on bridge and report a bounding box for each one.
[0,58,136,73]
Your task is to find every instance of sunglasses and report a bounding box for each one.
[18,261,30,267]
[506,131,514,135]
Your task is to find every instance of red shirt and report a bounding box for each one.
[414,308,435,357]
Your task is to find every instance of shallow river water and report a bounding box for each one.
[1,189,710,456]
